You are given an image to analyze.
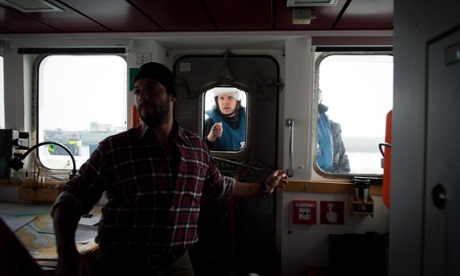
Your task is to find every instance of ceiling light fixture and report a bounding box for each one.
[287,0,338,7]
[292,8,316,25]
[0,0,63,12]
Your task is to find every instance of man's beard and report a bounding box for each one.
[138,99,170,127]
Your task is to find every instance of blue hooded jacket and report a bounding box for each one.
[205,106,246,151]
[317,112,334,170]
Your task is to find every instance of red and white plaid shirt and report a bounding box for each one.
[52,122,235,253]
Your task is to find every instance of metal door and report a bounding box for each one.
[174,54,281,275]
[425,28,460,275]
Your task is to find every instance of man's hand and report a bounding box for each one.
[264,170,289,195]
[52,203,90,276]
[55,246,91,276]
[207,122,223,142]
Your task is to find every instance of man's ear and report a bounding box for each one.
[170,95,177,102]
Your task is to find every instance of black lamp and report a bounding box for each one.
[10,141,77,179]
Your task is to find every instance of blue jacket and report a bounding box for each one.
[205,107,246,151]
[317,112,334,170]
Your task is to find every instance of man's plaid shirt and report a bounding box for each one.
[52,122,235,253]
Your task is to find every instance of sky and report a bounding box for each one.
[319,54,394,138]
[39,55,127,131]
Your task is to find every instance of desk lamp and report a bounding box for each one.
[9,141,77,179]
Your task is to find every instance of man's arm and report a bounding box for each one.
[232,170,288,198]
[52,203,90,276]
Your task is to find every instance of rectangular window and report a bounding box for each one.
[315,53,393,175]
[203,87,247,152]
[37,55,127,171]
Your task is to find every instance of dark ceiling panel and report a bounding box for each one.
[0,0,394,34]
[131,0,215,31]
[275,1,347,30]
[203,0,273,30]
[335,0,393,30]
[57,0,161,32]
[0,6,59,33]
[0,0,109,32]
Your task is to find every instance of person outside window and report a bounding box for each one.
[51,62,288,276]
[204,87,246,151]
[317,88,351,173]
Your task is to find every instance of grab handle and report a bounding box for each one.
[286,118,295,177]
[379,142,392,157]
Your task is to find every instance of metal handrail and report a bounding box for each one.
[286,118,295,177]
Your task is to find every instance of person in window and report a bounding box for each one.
[51,62,288,276]
[204,87,246,151]
[317,88,351,173]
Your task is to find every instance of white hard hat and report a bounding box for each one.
[212,87,241,101]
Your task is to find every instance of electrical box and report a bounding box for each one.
[293,200,317,224]
[0,129,19,178]
[0,130,29,179]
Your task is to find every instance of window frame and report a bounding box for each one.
[33,54,128,175]
[313,51,394,179]
[0,56,4,129]
[202,87,249,154]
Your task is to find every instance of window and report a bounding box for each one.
[315,53,393,175]
[0,56,4,128]
[203,87,248,152]
[37,55,127,171]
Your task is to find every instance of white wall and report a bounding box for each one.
[282,192,389,275]
[3,47,26,131]
[277,37,390,276]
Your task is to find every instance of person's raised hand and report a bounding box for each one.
[207,122,223,142]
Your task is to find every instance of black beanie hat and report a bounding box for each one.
[133,62,176,97]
